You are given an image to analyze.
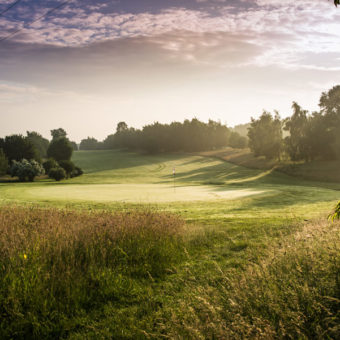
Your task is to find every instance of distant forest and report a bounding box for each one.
[79,119,248,153]
[80,85,340,162]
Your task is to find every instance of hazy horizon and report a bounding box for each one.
[1,0,340,142]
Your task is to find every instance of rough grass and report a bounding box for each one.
[0,206,185,339]
[1,206,339,339]
[161,220,340,339]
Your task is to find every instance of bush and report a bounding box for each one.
[48,167,66,181]
[43,158,59,174]
[47,137,73,161]
[70,166,83,178]
[0,148,8,176]
[10,159,45,182]
[58,160,75,178]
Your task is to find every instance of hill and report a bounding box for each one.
[198,147,340,183]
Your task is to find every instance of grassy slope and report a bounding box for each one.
[0,150,339,221]
[0,150,339,338]
[199,147,340,183]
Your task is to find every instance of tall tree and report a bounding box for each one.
[51,128,67,140]
[47,137,73,161]
[248,111,283,160]
[284,102,309,161]
[116,122,128,133]
[80,137,99,150]
[26,131,49,159]
[0,148,8,176]
[319,85,340,159]
[0,135,39,162]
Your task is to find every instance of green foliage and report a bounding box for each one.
[70,141,78,151]
[319,85,340,159]
[284,102,310,161]
[42,158,59,174]
[116,121,128,133]
[104,119,232,153]
[26,131,49,159]
[50,128,67,140]
[0,134,39,162]
[48,167,66,181]
[80,137,100,150]
[10,159,45,182]
[0,148,8,176]
[58,160,75,177]
[248,111,283,160]
[70,166,83,178]
[229,131,248,149]
[47,137,73,161]
[329,201,340,221]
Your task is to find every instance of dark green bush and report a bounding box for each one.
[58,160,75,178]
[42,158,58,174]
[48,167,66,181]
[70,166,83,178]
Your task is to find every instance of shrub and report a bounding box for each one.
[58,160,75,178]
[70,166,83,178]
[10,159,45,182]
[42,158,59,174]
[48,167,66,181]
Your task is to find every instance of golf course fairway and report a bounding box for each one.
[0,150,339,221]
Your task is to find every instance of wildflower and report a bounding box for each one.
[23,254,27,260]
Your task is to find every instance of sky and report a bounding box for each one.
[1,0,340,142]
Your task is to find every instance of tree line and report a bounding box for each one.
[79,119,248,153]
[248,85,340,161]
[0,128,82,181]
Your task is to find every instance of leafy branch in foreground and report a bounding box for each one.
[328,201,340,222]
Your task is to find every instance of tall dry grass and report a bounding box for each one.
[0,206,185,338]
[163,220,340,339]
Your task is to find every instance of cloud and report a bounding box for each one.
[0,29,266,97]
[0,0,339,72]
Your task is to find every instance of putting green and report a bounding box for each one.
[24,184,265,203]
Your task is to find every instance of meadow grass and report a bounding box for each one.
[0,206,185,338]
[0,206,339,339]
[0,150,339,338]
[159,220,340,339]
